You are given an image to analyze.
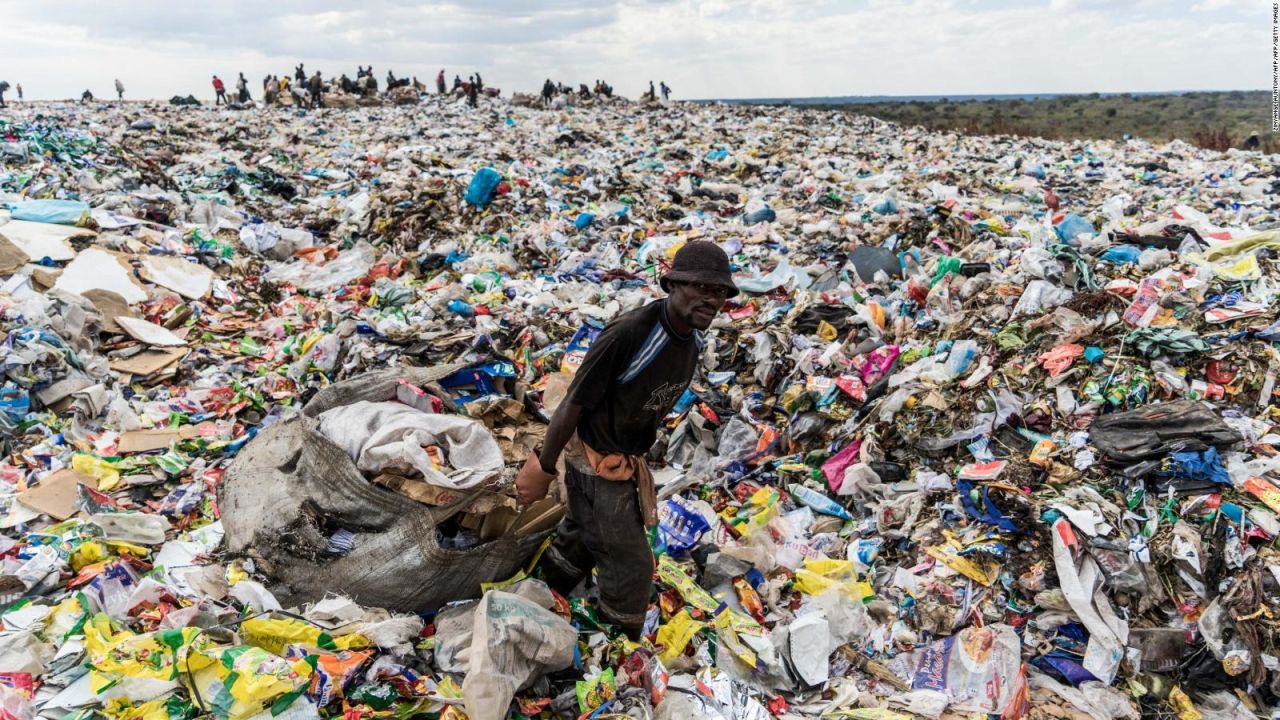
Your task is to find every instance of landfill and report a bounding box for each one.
[1,93,1279,720]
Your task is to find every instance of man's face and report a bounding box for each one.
[668,281,730,331]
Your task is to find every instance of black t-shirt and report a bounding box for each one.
[566,299,701,456]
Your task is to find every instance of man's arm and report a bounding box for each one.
[538,400,582,474]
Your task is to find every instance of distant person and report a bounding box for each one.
[541,78,554,106]
[308,70,323,108]
[466,77,478,107]
[660,81,670,101]
[115,78,125,100]
[278,75,291,94]
[236,73,250,102]
[212,75,227,105]
[15,83,22,102]
[453,75,462,92]
[474,72,483,93]
[0,81,8,108]
[647,80,655,101]
[81,89,94,104]
[295,63,305,84]
[386,69,397,89]
[580,83,590,98]
[437,69,446,94]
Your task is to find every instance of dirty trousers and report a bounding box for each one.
[540,463,653,632]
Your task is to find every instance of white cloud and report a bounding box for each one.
[0,0,1266,101]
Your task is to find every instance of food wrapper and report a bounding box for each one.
[84,613,209,692]
[575,667,616,715]
[1167,686,1202,720]
[712,609,757,669]
[101,696,192,720]
[189,645,314,720]
[926,535,1000,586]
[44,593,90,642]
[284,647,373,706]
[655,610,702,664]
[0,673,35,720]
[560,324,601,375]
[72,454,121,492]
[793,557,872,599]
[239,617,370,656]
[1242,476,1280,513]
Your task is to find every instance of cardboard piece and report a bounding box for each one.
[53,248,148,304]
[372,473,509,514]
[117,428,183,454]
[507,499,566,537]
[16,470,99,520]
[34,372,96,406]
[0,219,91,262]
[109,347,189,376]
[140,255,215,299]
[0,236,28,275]
[116,316,187,347]
[81,289,139,334]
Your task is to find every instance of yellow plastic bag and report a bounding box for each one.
[84,613,209,692]
[45,593,90,643]
[1213,254,1261,282]
[189,645,314,720]
[793,558,871,599]
[101,697,183,720]
[655,610,702,664]
[239,616,370,656]
[926,535,1000,586]
[72,454,121,492]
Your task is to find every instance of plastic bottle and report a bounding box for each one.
[447,299,475,318]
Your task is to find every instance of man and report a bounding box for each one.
[236,73,250,103]
[80,89,94,104]
[0,81,8,108]
[212,75,227,106]
[436,69,446,95]
[308,71,323,109]
[115,79,125,101]
[474,71,483,93]
[517,241,737,639]
[15,83,21,102]
[648,80,655,100]
[466,77,478,107]
[295,63,305,85]
[541,78,554,106]
[660,81,671,102]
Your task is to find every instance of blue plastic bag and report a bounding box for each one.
[464,168,502,208]
[1100,245,1141,265]
[743,207,776,225]
[574,213,595,229]
[9,199,90,225]
[872,197,898,215]
[657,496,711,553]
[1054,213,1095,243]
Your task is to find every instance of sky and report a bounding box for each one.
[0,0,1267,101]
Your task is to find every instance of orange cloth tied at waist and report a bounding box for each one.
[569,434,658,528]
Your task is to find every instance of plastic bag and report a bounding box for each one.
[461,589,576,720]
[84,613,207,692]
[8,200,90,225]
[464,168,503,207]
[910,624,1022,713]
[189,645,313,720]
[239,617,369,657]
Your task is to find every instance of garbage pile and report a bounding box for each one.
[1,96,1279,720]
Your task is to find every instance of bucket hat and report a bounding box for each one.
[659,241,738,297]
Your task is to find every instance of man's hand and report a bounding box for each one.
[515,451,555,505]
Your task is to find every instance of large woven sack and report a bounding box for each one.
[219,365,550,612]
